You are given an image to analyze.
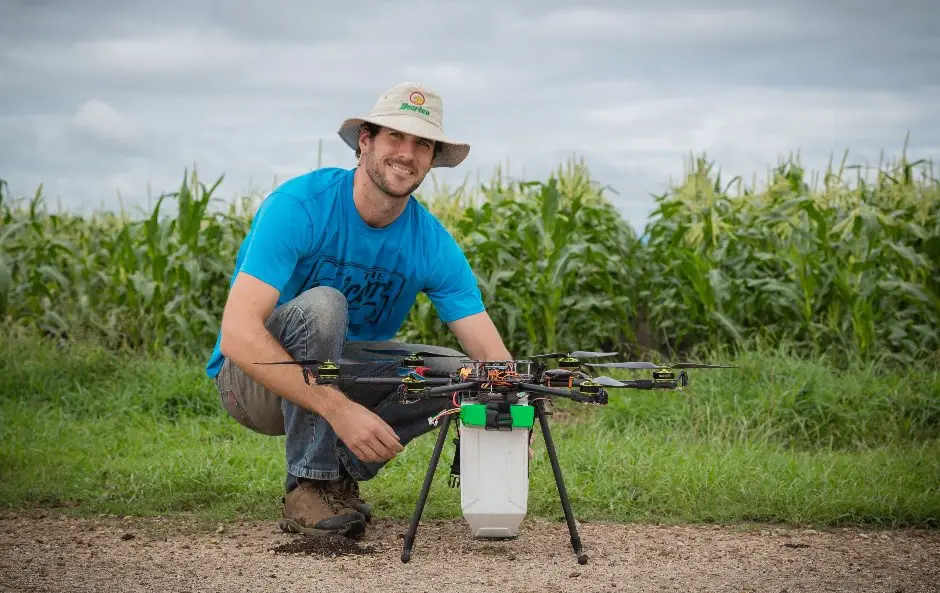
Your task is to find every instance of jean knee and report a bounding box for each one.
[291,286,349,339]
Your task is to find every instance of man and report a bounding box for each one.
[205,82,513,538]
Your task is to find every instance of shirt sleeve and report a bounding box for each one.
[424,230,486,323]
[237,191,313,294]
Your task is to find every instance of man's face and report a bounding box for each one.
[360,126,435,199]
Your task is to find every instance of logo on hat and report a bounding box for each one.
[409,91,425,106]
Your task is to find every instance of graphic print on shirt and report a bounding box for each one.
[304,256,407,331]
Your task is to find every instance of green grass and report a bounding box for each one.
[2,326,937,529]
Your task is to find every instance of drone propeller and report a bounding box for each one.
[587,375,629,387]
[254,356,377,367]
[363,348,466,359]
[253,356,401,386]
[529,350,618,359]
[586,361,736,370]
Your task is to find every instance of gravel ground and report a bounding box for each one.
[1,512,938,592]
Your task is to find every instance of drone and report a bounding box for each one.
[256,348,735,565]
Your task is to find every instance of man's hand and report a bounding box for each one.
[325,399,404,463]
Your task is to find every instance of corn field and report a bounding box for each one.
[1,150,938,366]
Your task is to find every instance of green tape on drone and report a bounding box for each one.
[460,403,535,429]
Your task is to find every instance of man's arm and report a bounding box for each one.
[219,272,346,415]
[219,272,403,463]
[447,310,513,361]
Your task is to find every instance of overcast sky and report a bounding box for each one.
[2,0,938,232]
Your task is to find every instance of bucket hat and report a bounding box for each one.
[337,82,470,168]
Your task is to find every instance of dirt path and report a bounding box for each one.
[1,512,938,592]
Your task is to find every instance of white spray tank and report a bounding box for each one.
[454,393,533,538]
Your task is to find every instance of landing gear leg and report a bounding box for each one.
[401,413,453,563]
[534,399,587,565]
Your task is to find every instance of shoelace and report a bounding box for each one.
[333,475,362,501]
[324,480,359,512]
[297,480,349,514]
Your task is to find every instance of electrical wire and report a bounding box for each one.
[427,407,460,426]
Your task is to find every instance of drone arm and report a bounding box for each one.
[517,382,606,404]
[517,382,581,397]
[417,368,457,379]
[424,380,480,395]
[616,379,679,390]
[345,377,451,386]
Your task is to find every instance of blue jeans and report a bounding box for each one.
[214,286,466,492]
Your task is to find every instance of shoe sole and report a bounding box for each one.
[279,517,366,538]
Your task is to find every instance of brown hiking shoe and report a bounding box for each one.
[337,473,373,522]
[279,478,366,537]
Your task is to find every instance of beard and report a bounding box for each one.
[363,149,426,199]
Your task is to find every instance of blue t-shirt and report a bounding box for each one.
[204,167,485,379]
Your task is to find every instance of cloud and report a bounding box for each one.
[71,100,138,145]
[0,0,938,234]
[500,6,817,44]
